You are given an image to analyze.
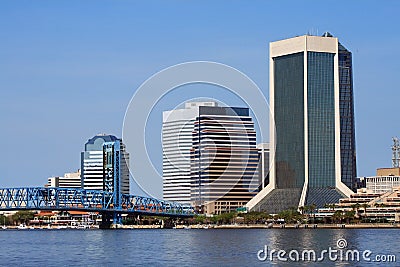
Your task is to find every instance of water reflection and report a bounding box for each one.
[0,229,397,266]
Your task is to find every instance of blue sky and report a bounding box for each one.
[1,1,399,195]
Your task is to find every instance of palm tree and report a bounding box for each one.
[361,203,369,222]
[310,203,317,224]
[326,203,336,211]
[332,210,343,224]
[354,203,361,213]
[361,203,369,214]
[303,205,310,223]
[344,210,355,224]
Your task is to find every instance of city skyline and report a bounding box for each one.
[1,1,400,197]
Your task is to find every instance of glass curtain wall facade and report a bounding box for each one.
[274,52,305,189]
[307,52,336,188]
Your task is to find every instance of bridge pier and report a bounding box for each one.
[99,212,112,229]
[99,212,123,229]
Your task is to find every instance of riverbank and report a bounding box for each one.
[0,225,99,230]
[118,223,400,229]
[174,223,400,229]
[1,223,399,230]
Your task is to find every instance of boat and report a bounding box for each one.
[77,224,88,229]
[17,224,28,230]
[29,226,35,230]
[1,225,7,230]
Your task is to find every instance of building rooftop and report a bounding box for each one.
[84,134,120,151]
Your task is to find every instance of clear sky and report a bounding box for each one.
[1,1,399,196]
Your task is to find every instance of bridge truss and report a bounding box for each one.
[0,187,195,225]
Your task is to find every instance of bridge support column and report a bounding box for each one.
[99,212,123,229]
[111,212,123,228]
[99,212,112,229]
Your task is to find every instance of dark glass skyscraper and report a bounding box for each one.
[247,33,357,213]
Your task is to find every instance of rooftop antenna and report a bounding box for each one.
[392,137,400,167]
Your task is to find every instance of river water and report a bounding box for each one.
[0,228,398,266]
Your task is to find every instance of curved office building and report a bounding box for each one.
[81,134,130,194]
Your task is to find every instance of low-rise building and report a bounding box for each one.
[31,210,97,226]
[46,170,82,188]
[316,187,400,223]
[365,176,400,194]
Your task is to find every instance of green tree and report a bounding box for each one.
[216,212,237,224]
[11,211,35,225]
[309,203,317,224]
[0,214,10,225]
[194,215,206,224]
[243,211,270,224]
[209,215,218,225]
[360,203,369,222]
[326,203,337,211]
[332,210,344,224]
[277,208,301,224]
[344,210,355,224]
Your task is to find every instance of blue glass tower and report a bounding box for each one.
[81,134,130,194]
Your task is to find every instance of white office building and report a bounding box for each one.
[190,105,259,214]
[162,102,218,203]
[47,170,82,188]
[365,176,400,194]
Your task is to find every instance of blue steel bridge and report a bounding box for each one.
[0,140,195,227]
[0,187,195,228]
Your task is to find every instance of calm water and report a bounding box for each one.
[0,229,398,266]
